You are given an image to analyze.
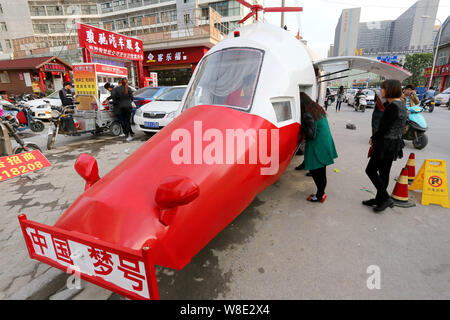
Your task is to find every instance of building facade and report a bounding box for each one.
[0,0,261,88]
[333,7,361,57]
[425,16,450,92]
[332,0,440,58]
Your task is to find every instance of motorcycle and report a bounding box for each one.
[402,106,428,150]
[354,94,367,112]
[13,104,45,133]
[420,98,435,113]
[0,114,41,155]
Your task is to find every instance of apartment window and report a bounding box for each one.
[128,0,142,8]
[30,6,46,16]
[209,1,240,17]
[104,21,115,31]
[183,13,190,24]
[0,42,3,52]
[101,2,113,13]
[0,22,7,32]
[81,5,98,15]
[0,4,3,14]
[130,16,143,27]
[49,23,66,33]
[64,5,81,15]
[116,18,129,30]
[437,51,448,66]
[113,0,127,10]
[33,23,49,34]
[46,6,63,16]
[0,71,10,83]
[5,39,11,49]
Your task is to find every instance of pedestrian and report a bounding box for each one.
[336,86,344,111]
[364,79,407,213]
[59,82,74,106]
[300,92,338,203]
[111,78,134,142]
[401,84,419,108]
[424,86,436,100]
[371,90,386,136]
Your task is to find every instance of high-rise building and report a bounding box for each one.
[333,0,440,57]
[333,7,361,57]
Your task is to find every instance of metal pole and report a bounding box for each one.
[281,0,285,28]
[428,19,442,90]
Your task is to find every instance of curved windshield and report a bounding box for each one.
[156,87,186,101]
[134,87,159,98]
[183,48,264,111]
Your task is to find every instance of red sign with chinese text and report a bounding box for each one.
[143,46,209,66]
[0,150,51,182]
[77,23,144,61]
[95,64,127,77]
[424,63,450,78]
[43,64,65,72]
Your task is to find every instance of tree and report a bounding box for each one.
[403,53,434,86]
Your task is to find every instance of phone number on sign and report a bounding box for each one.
[1,161,45,179]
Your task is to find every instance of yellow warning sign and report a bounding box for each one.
[409,159,450,208]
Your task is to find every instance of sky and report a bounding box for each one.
[263,0,450,59]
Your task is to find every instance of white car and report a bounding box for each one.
[24,91,61,119]
[134,86,187,134]
[362,89,376,108]
[345,89,358,105]
[434,87,449,107]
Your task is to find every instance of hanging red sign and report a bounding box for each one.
[43,64,65,72]
[77,23,144,61]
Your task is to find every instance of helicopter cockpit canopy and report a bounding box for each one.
[183,48,264,112]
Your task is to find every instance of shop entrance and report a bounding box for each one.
[149,68,192,86]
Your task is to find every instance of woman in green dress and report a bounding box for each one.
[300,92,338,203]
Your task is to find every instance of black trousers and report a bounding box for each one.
[365,155,394,204]
[118,108,132,136]
[336,101,342,111]
[310,166,327,199]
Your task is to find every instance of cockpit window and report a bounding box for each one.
[183,48,264,112]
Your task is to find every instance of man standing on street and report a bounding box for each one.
[59,82,74,106]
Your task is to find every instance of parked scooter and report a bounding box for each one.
[403,106,428,150]
[47,105,77,150]
[420,98,435,113]
[0,115,41,155]
[14,104,45,133]
[354,94,367,112]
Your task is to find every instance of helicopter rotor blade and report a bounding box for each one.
[235,0,254,9]
[263,7,303,12]
[239,11,256,24]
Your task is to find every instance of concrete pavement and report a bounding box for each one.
[1,104,449,299]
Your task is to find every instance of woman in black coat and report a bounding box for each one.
[111,78,134,141]
[364,80,407,213]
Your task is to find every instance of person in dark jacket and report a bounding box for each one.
[300,92,338,203]
[111,78,134,141]
[371,91,386,136]
[59,82,74,106]
[364,79,407,213]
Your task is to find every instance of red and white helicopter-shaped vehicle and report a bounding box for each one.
[18,3,411,300]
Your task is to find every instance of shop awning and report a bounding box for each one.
[314,56,412,82]
[0,56,72,71]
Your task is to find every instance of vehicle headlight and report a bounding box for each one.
[135,107,143,117]
[51,109,60,118]
[167,111,177,119]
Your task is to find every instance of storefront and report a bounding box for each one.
[0,56,71,95]
[425,63,450,92]
[143,46,209,86]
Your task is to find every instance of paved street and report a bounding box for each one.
[1,104,449,300]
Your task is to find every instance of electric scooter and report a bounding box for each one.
[420,98,435,113]
[354,94,367,112]
[402,106,428,150]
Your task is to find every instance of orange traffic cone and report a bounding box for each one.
[406,153,416,184]
[391,167,415,208]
